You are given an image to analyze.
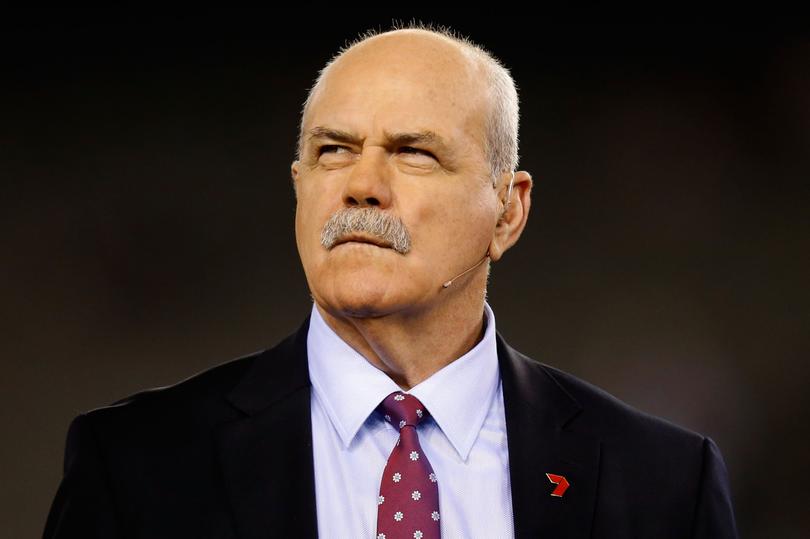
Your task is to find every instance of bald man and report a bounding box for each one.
[44,25,738,539]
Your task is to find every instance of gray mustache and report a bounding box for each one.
[321,207,412,254]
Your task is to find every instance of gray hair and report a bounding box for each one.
[295,21,520,187]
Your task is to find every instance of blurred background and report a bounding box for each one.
[2,12,808,537]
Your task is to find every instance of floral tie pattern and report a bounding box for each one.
[376,391,441,539]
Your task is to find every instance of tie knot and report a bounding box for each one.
[378,391,429,430]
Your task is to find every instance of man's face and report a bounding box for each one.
[291,35,502,319]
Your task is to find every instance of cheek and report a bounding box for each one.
[296,184,339,243]
[412,197,491,259]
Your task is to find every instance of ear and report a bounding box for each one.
[488,170,533,262]
[290,160,300,195]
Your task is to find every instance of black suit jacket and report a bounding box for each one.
[44,314,738,538]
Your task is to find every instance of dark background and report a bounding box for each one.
[2,12,808,537]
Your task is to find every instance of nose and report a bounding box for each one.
[341,147,393,209]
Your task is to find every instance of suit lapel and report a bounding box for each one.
[217,315,318,539]
[214,315,599,539]
[497,331,601,539]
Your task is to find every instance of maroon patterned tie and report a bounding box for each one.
[376,391,441,539]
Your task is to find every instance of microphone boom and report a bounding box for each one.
[441,250,491,289]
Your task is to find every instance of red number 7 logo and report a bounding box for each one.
[545,473,570,497]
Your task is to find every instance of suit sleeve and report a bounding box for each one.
[43,413,122,538]
[690,436,739,539]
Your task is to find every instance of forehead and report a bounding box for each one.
[304,36,490,151]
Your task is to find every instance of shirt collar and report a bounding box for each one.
[306,300,501,462]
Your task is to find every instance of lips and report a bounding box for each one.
[335,234,391,249]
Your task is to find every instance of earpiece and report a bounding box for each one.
[499,171,516,223]
[505,170,515,208]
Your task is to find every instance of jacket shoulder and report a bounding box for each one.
[531,359,738,537]
[79,347,264,436]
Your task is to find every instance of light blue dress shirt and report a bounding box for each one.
[308,300,515,539]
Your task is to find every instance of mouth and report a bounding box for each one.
[334,234,392,249]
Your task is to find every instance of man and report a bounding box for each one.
[44,24,738,538]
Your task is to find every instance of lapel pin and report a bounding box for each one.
[545,473,570,497]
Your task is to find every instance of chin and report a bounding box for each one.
[330,279,395,317]
[307,250,434,317]
[315,270,418,319]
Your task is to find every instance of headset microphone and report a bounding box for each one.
[441,249,491,288]
[440,172,515,290]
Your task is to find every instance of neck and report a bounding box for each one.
[315,286,488,391]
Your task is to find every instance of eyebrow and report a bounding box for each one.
[306,126,453,154]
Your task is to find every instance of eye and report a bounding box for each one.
[318,144,350,155]
[400,146,436,159]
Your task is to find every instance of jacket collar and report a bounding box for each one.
[217,314,600,539]
[497,334,601,538]
[217,314,317,539]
